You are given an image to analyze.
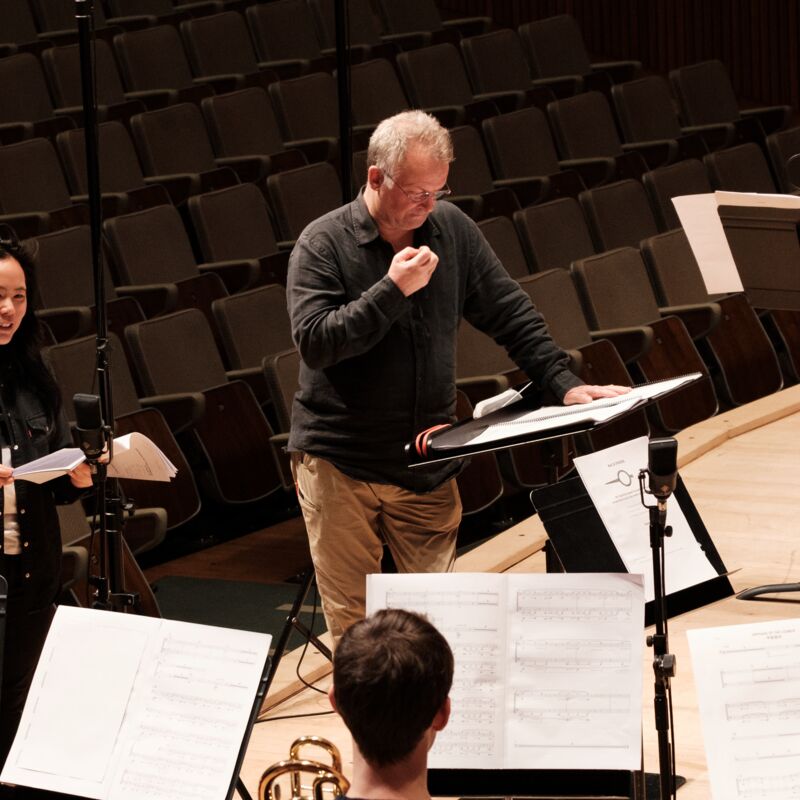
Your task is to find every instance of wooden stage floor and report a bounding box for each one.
[240,386,800,799]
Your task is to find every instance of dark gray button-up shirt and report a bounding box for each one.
[287,194,583,492]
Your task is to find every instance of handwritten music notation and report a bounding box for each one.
[514,588,636,622]
[736,771,800,799]
[512,689,630,723]
[514,638,631,673]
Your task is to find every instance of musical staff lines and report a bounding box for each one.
[513,638,631,673]
[514,587,635,622]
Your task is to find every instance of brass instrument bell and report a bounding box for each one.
[259,736,350,800]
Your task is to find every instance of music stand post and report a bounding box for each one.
[638,463,677,800]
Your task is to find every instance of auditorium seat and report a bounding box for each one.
[349,59,410,128]
[669,60,791,138]
[642,159,713,231]
[460,28,582,101]
[261,347,301,491]
[571,247,718,432]
[0,52,75,143]
[611,75,729,156]
[129,103,243,197]
[105,0,224,27]
[519,15,640,89]
[29,0,114,43]
[212,284,295,406]
[186,183,290,286]
[766,126,800,193]
[396,43,522,126]
[0,0,50,56]
[44,332,203,530]
[56,122,174,210]
[265,162,344,241]
[703,142,781,194]
[480,108,585,199]
[578,179,661,251]
[245,0,335,78]
[641,229,783,406]
[0,137,87,237]
[25,224,146,342]
[102,203,239,321]
[179,10,278,90]
[476,216,532,280]
[112,24,225,101]
[125,308,285,503]
[308,0,400,63]
[512,198,596,273]
[547,92,657,178]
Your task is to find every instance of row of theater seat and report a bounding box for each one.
[3,4,798,537]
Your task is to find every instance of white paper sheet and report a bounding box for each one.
[367,572,644,771]
[573,437,718,602]
[1,607,270,800]
[688,618,800,800]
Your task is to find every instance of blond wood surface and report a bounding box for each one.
[242,392,800,799]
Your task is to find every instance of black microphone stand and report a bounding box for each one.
[75,0,137,612]
[638,469,677,800]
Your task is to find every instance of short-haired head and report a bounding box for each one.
[332,608,453,767]
[367,110,454,176]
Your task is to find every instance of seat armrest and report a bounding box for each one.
[198,259,261,294]
[620,138,679,169]
[590,326,653,364]
[138,392,206,434]
[660,304,722,341]
[35,307,94,342]
[558,157,617,187]
[226,367,270,405]
[115,283,179,318]
[60,545,88,593]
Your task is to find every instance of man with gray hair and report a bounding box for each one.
[287,111,628,641]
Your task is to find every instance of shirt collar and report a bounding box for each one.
[351,188,442,247]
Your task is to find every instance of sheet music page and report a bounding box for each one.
[367,572,645,771]
[1,607,270,800]
[505,573,644,770]
[366,573,508,769]
[672,193,744,294]
[464,375,700,448]
[688,618,800,800]
[108,433,177,482]
[573,437,718,602]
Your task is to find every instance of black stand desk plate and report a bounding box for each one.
[532,475,734,626]
[407,375,702,468]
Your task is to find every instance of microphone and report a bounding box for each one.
[74,393,105,460]
[786,153,800,188]
[647,437,678,502]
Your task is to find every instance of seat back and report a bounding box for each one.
[703,142,777,193]
[669,60,740,126]
[547,91,623,159]
[103,204,200,284]
[263,347,300,432]
[766,126,800,193]
[114,24,197,92]
[461,29,533,94]
[266,162,342,241]
[448,125,496,196]
[642,159,712,231]
[269,72,341,141]
[309,0,384,50]
[611,76,683,141]
[513,198,596,272]
[477,216,531,280]
[349,59,409,127]
[180,11,259,78]
[373,0,444,35]
[518,15,592,78]
[396,43,475,107]
[0,138,72,214]
[482,107,561,179]
[130,102,218,176]
[57,121,148,195]
[187,182,280,262]
[517,270,593,350]
[125,308,228,394]
[640,229,713,306]
[201,88,286,158]
[0,53,56,125]
[213,285,293,371]
[579,179,659,251]
[0,0,41,46]
[245,0,325,62]
[42,40,127,109]
[30,0,107,33]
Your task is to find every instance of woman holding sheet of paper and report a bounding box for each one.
[0,232,93,770]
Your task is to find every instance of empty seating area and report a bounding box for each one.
[2,0,798,558]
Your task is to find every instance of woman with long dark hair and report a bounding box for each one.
[0,230,93,768]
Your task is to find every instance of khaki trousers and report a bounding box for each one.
[291,452,461,641]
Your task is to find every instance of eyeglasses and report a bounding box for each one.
[384,171,451,204]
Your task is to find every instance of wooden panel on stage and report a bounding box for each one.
[243,385,800,799]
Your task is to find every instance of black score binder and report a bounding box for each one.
[407,374,702,467]
[531,475,734,626]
